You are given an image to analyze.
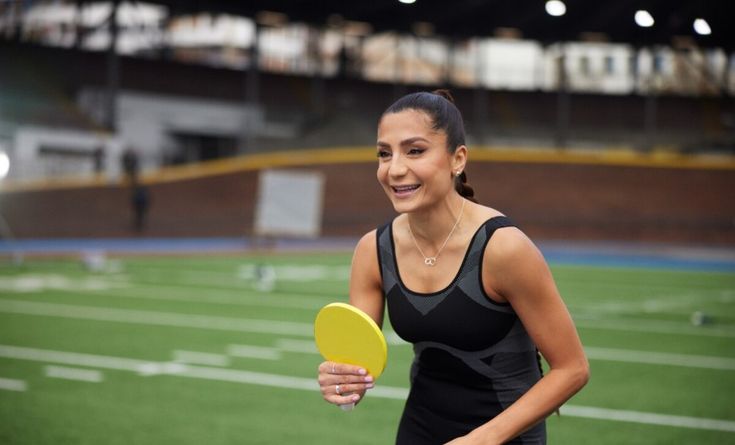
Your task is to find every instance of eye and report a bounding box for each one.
[377,149,391,159]
[407,147,425,155]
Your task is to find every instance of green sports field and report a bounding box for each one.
[0,252,733,444]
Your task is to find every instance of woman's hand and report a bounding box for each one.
[443,435,473,445]
[317,361,375,406]
[444,433,496,445]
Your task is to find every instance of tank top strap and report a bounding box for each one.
[376,219,398,294]
[455,216,515,281]
[483,216,515,238]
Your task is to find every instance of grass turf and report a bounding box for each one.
[0,252,733,444]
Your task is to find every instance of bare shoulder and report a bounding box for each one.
[351,229,381,283]
[482,222,553,303]
[486,225,539,262]
[353,229,378,259]
[470,203,505,224]
[349,229,385,325]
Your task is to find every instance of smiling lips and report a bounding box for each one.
[391,184,420,197]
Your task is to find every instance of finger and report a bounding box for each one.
[319,372,374,388]
[318,375,373,395]
[318,361,334,374]
[327,392,362,406]
[328,363,368,376]
[335,382,374,395]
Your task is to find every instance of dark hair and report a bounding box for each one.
[382,89,477,203]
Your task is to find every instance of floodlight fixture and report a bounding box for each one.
[545,0,566,17]
[693,18,711,36]
[635,10,654,28]
[399,0,416,4]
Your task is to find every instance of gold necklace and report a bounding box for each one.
[407,198,466,266]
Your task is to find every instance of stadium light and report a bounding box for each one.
[545,0,566,17]
[398,0,416,4]
[693,18,711,36]
[635,10,654,28]
[0,151,9,180]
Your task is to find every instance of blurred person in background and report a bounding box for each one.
[317,90,589,444]
[120,146,149,232]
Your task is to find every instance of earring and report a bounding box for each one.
[455,171,461,177]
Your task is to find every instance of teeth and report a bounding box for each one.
[393,185,419,191]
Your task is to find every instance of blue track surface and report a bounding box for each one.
[1,238,734,272]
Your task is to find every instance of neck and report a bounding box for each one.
[407,195,465,246]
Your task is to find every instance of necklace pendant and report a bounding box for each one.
[424,257,437,266]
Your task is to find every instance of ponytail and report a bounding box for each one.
[454,171,478,203]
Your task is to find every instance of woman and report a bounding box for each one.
[317,90,589,444]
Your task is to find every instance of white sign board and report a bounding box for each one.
[254,169,325,238]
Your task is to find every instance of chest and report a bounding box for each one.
[393,236,472,294]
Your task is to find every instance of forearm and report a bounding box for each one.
[469,365,589,444]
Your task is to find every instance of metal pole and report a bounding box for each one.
[243,24,260,153]
[392,33,406,99]
[73,0,83,50]
[644,89,658,152]
[643,48,658,151]
[106,0,120,133]
[474,39,488,144]
[310,28,325,119]
[555,46,570,148]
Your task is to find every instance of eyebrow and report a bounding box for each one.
[376,136,430,148]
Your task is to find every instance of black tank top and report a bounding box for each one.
[377,216,546,444]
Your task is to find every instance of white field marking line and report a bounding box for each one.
[126,263,351,283]
[0,345,149,372]
[0,377,27,392]
[0,299,313,337]
[230,335,401,360]
[12,276,733,340]
[585,347,735,371]
[568,291,729,316]
[1,344,734,433]
[45,365,103,382]
[83,284,328,310]
[569,297,696,315]
[227,344,281,360]
[137,363,188,377]
[173,350,230,367]
[573,316,735,338]
[237,264,351,281]
[557,279,723,292]
[0,274,127,293]
[0,298,407,344]
[561,405,735,433]
[267,339,735,372]
[275,339,319,354]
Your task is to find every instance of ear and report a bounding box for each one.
[451,145,467,175]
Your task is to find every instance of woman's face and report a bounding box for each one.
[376,109,465,214]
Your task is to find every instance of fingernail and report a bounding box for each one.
[358,368,367,375]
[366,383,374,389]
[352,394,360,401]
[364,376,373,382]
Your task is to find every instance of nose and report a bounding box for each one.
[388,154,407,178]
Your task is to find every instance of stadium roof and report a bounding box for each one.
[148,0,735,50]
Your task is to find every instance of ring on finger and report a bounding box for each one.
[335,384,341,395]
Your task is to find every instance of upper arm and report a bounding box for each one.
[349,230,385,328]
[485,229,587,371]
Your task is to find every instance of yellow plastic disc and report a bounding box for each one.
[314,302,387,379]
